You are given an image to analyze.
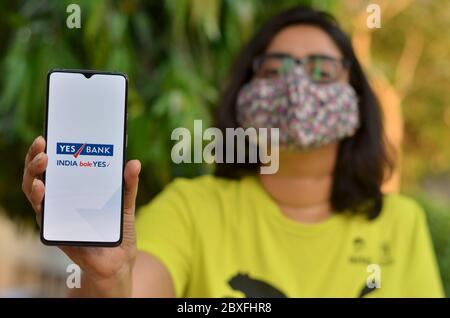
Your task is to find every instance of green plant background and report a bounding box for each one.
[0,0,449,295]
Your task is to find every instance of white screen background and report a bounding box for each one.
[43,72,126,243]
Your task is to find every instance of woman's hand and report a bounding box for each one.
[22,136,141,296]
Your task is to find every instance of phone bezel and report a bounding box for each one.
[40,69,128,247]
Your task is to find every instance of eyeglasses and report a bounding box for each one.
[253,53,351,84]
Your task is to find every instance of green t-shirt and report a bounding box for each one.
[136,175,444,297]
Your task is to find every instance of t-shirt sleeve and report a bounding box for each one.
[135,180,195,297]
[401,202,444,297]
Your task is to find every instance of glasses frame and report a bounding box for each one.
[253,52,351,83]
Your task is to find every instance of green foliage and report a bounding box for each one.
[349,1,450,189]
[0,0,317,221]
[413,194,450,297]
[0,0,449,293]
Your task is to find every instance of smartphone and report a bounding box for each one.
[41,69,128,246]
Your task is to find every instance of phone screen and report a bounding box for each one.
[42,70,127,246]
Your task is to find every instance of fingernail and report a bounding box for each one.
[34,136,43,147]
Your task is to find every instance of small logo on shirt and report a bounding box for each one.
[349,237,394,265]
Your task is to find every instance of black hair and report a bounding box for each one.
[214,6,393,219]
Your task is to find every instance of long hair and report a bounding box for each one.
[213,6,393,219]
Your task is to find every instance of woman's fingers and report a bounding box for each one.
[22,151,48,200]
[123,160,141,216]
[22,136,47,220]
[30,178,45,215]
[25,136,45,166]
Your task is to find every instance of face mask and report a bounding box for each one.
[236,65,360,149]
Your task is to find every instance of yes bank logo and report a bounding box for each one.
[57,142,114,157]
[56,142,113,168]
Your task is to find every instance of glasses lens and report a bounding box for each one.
[254,55,292,78]
[305,56,341,83]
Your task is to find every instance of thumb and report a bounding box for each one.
[123,159,141,216]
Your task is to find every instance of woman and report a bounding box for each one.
[22,6,443,297]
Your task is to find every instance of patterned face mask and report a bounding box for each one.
[236,64,360,149]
